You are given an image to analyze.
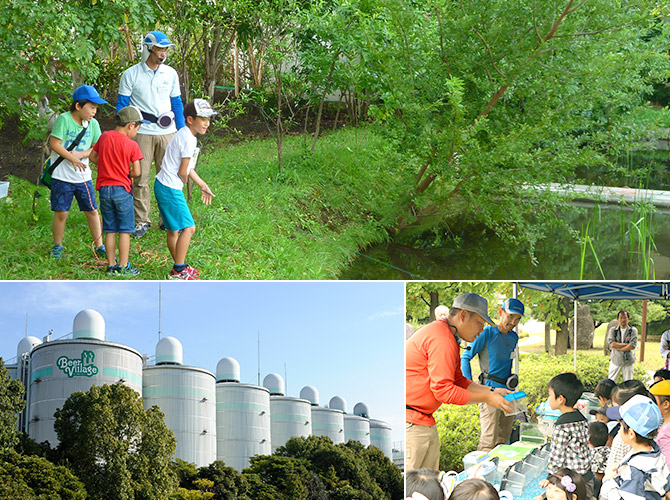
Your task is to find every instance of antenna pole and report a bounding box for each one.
[257,331,260,386]
[25,312,28,337]
[284,362,287,395]
[158,283,162,340]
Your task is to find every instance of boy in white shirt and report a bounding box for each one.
[154,99,215,280]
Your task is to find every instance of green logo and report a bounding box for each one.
[56,350,99,378]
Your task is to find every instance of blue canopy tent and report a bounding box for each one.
[515,282,670,370]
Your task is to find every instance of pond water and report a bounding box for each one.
[340,204,670,280]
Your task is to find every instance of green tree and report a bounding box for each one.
[198,460,251,500]
[0,0,155,136]
[0,448,87,499]
[357,0,670,250]
[54,383,177,500]
[0,357,25,450]
[275,435,393,499]
[244,455,310,499]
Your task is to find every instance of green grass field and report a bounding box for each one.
[0,126,412,279]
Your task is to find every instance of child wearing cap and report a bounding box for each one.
[48,84,106,260]
[154,98,216,280]
[600,394,670,500]
[89,106,147,275]
[539,373,595,499]
[649,379,670,465]
[604,380,650,478]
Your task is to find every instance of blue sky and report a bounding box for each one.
[0,281,405,442]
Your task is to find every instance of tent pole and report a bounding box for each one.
[513,283,519,376]
[574,299,578,372]
[641,300,647,362]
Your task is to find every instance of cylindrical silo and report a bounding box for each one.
[337,398,369,446]
[264,374,311,452]
[299,387,344,444]
[28,310,143,447]
[143,337,216,467]
[216,358,271,471]
[369,419,393,458]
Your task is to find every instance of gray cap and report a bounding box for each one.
[452,293,495,325]
[117,105,150,124]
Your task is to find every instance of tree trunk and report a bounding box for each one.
[429,291,439,321]
[545,321,551,353]
[234,34,240,97]
[555,323,569,355]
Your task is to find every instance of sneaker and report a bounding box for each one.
[169,268,199,280]
[106,264,121,274]
[94,245,107,260]
[50,244,63,259]
[185,265,200,277]
[133,222,150,238]
[118,263,140,276]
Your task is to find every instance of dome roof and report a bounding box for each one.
[263,373,284,396]
[329,395,347,412]
[300,386,319,405]
[72,309,105,340]
[216,357,240,382]
[353,402,370,418]
[17,336,42,360]
[156,336,183,365]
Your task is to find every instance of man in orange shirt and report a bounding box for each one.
[406,292,514,471]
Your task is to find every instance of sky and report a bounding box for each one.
[0,281,405,443]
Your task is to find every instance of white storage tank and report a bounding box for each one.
[216,357,271,471]
[369,419,393,458]
[143,337,216,467]
[28,310,142,446]
[300,387,344,444]
[342,399,370,446]
[264,374,311,452]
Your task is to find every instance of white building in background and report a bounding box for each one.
[5,309,395,469]
[27,309,143,446]
[143,337,217,467]
[215,357,271,471]
[263,373,311,453]
[301,386,345,444]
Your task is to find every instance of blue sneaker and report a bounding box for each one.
[106,264,121,274]
[94,245,107,260]
[50,244,63,259]
[118,263,139,276]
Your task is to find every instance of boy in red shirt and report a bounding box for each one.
[90,106,147,275]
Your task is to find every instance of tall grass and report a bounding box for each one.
[0,126,411,279]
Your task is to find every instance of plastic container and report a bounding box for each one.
[519,422,546,445]
[477,460,497,483]
[463,450,489,470]
[503,391,528,416]
[0,181,8,199]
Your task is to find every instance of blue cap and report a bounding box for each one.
[144,31,174,48]
[502,298,524,316]
[72,85,108,105]
[606,394,661,438]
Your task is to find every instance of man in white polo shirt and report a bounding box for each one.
[117,30,185,238]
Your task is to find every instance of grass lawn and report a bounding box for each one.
[0,126,413,279]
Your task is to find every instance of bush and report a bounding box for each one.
[519,352,649,418]
[435,404,480,472]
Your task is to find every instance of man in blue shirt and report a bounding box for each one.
[461,297,525,451]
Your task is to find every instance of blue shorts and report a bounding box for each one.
[50,178,98,212]
[154,180,195,231]
[99,185,134,233]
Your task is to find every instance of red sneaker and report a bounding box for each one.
[169,268,199,280]
[185,265,200,277]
